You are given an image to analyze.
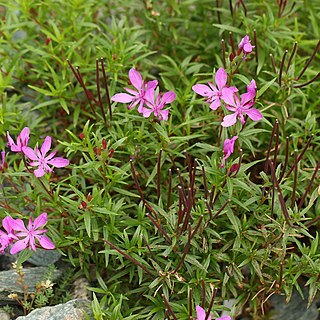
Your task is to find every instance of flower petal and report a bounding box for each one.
[11,219,27,232]
[124,88,138,95]
[144,88,155,105]
[2,216,16,233]
[238,35,250,49]
[6,132,16,148]
[137,100,145,113]
[221,88,237,107]
[22,146,38,161]
[29,234,37,251]
[128,98,141,110]
[19,127,30,147]
[34,167,45,177]
[33,213,48,229]
[244,42,254,53]
[41,136,52,156]
[47,157,69,168]
[209,98,221,110]
[160,109,169,121]
[45,151,57,161]
[111,93,134,103]
[147,80,158,90]
[244,108,263,121]
[223,136,238,158]
[196,306,206,320]
[10,238,28,254]
[215,68,227,91]
[221,113,238,127]
[129,68,143,90]
[161,91,176,104]
[192,84,213,97]
[247,79,256,94]
[241,91,256,106]
[229,86,238,93]
[141,108,153,118]
[37,235,55,250]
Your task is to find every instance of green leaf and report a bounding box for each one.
[257,77,277,98]
[212,24,243,34]
[226,210,241,236]
[84,211,91,238]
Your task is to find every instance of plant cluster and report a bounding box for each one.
[7,263,55,316]
[0,0,319,319]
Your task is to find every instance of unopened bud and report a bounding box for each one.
[109,148,114,158]
[79,132,85,140]
[230,163,239,174]
[102,138,107,149]
[94,147,102,155]
[80,201,87,209]
[45,36,51,45]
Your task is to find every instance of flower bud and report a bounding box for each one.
[230,163,239,174]
[80,201,87,209]
[94,147,101,155]
[109,148,114,158]
[102,138,107,149]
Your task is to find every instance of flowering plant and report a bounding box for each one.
[0,2,319,319]
[0,213,55,255]
[22,136,69,177]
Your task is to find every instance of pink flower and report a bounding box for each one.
[0,216,18,253]
[196,306,212,320]
[221,136,238,167]
[195,306,232,320]
[7,127,30,152]
[238,35,254,59]
[10,213,55,254]
[142,88,176,121]
[22,136,69,177]
[221,80,262,127]
[192,68,237,111]
[111,68,158,113]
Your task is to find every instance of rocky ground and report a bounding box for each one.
[0,250,319,319]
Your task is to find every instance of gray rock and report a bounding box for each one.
[72,278,90,300]
[0,310,10,320]
[269,286,319,320]
[27,249,61,267]
[0,267,61,305]
[12,30,27,41]
[15,299,92,320]
[0,253,16,271]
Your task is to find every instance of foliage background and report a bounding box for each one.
[0,0,319,319]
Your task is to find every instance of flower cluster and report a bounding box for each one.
[111,68,176,121]
[192,35,262,167]
[6,127,69,177]
[0,213,55,255]
[2,128,65,257]
[238,35,255,59]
